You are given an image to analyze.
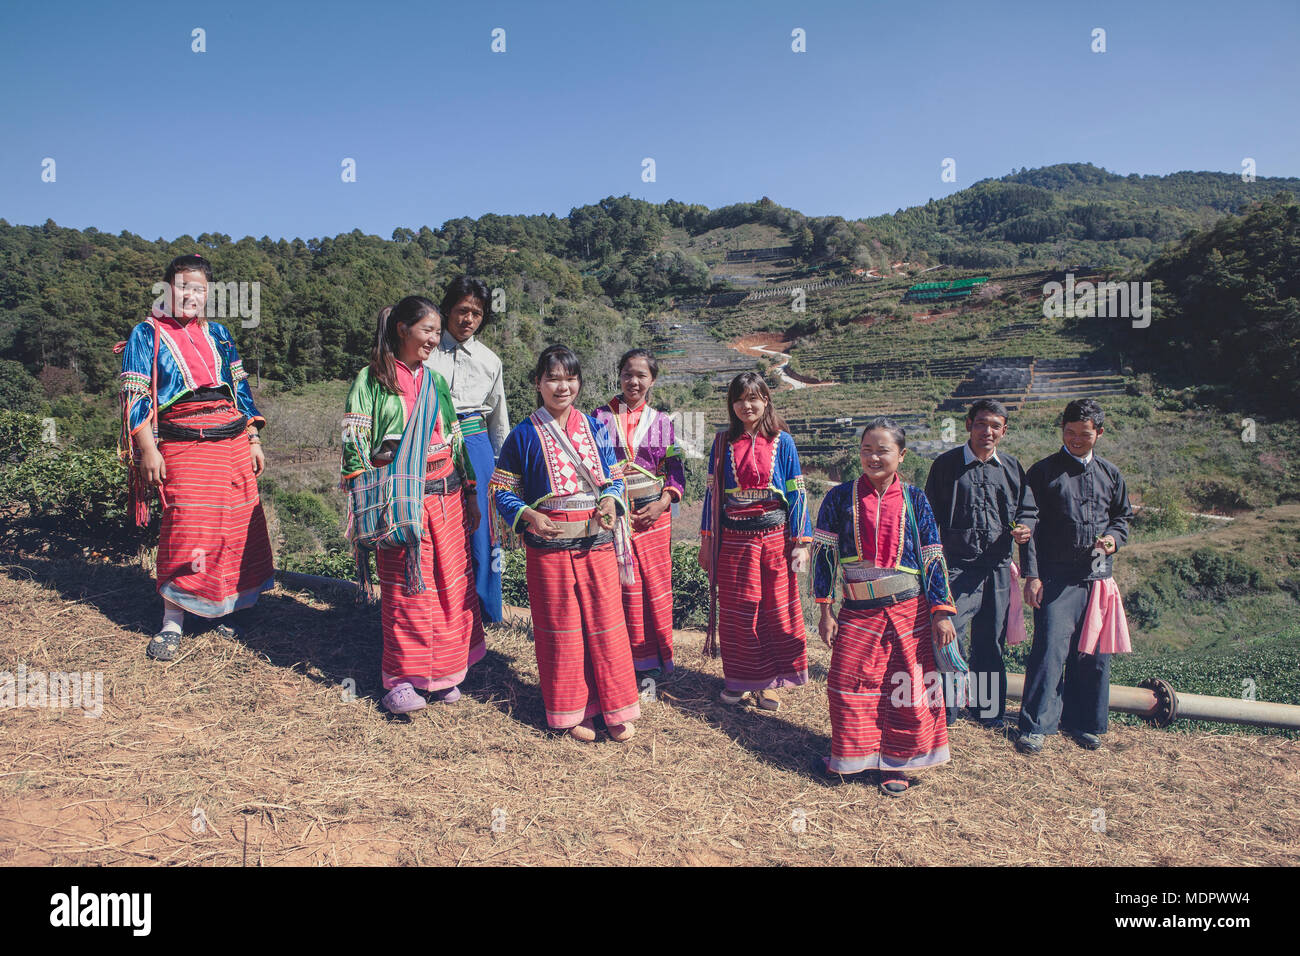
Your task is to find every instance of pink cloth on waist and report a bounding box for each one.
[1007,562,1028,646]
[1078,577,1132,655]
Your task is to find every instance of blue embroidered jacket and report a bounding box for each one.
[119,316,263,436]
[812,477,957,614]
[488,412,627,537]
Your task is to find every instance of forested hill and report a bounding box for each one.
[1,163,1297,406]
[861,163,1299,270]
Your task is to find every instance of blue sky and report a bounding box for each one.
[1,0,1296,241]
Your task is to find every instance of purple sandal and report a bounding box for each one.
[382,682,427,715]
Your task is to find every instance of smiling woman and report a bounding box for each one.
[489,344,640,743]
[119,253,274,662]
[340,296,485,716]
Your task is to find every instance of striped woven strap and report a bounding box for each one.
[458,413,487,437]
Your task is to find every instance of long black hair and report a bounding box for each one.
[725,371,786,441]
[370,296,440,394]
[531,344,583,407]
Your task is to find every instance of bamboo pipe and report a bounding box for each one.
[1005,673,1300,730]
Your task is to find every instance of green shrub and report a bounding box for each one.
[1133,481,1190,535]
[0,448,131,533]
[0,411,46,462]
[1124,548,1264,633]
[280,547,375,584]
[1126,587,1162,629]
[0,360,44,414]
[1184,476,1254,513]
[501,547,528,608]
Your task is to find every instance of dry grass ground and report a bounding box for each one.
[1,556,1297,867]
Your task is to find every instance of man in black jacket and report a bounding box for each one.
[1017,399,1133,754]
[925,399,1037,729]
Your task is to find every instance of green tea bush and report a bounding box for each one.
[280,547,376,584]
[0,448,131,534]
[1132,481,1191,535]
[0,411,45,462]
[1125,548,1264,632]
[0,361,44,414]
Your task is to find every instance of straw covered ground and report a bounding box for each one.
[1,556,1297,867]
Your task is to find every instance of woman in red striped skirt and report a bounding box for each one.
[699,372,812,712]
[119,254,274,661]
[592,349,685,682]
[490,345,640,743]
[342,297,484,714]
[812,419,960,796]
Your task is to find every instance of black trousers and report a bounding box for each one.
[1017,577,1111,736]
[945,563,1010,723]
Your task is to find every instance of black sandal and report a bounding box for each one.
[879,773,910,797]
[146,631,182,661]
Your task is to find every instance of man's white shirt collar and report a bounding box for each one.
[1063,444,1093,465]
[963,443,1000,466]
[439,330,473,354]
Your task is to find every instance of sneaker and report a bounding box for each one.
[756,689,780,712]
[1072,731,1102,750]
[1016,732,1045,755]
[430,685,462,704]
[381,682,427,715]
[146,631,182,661]
[719,688,747,706]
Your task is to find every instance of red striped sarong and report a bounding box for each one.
[827,595,951,773]
[526,542,641,729]
[624,510,674,673]
[156,400,274,616]
[376,488,486,691]
[716,524,808,691]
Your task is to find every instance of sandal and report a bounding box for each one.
[431,685,462,704]
[879,772,910,797]
[567,719,597,742]
[210,621,242,640]
[381,682,427,715]
[146,631,182,661]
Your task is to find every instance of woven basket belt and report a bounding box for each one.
[843,573,921,603]
[537,515,601,539]
[624,472,663,494]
